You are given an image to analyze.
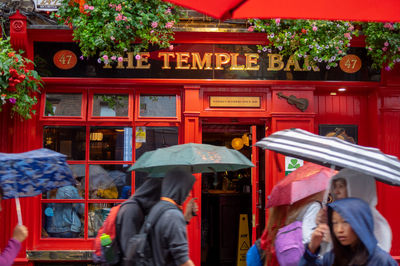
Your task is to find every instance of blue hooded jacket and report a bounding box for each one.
[300,198,397,266]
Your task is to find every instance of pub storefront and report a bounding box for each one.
[1,13,400,266]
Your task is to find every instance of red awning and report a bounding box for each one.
[165,0,400,22]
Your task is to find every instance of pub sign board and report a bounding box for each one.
[34,42,380,81]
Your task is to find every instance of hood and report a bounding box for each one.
[330,168,377,207]
[161,168,196,205]
[128,178,162,213]
[328,197,377,256]
[56,185,80,199]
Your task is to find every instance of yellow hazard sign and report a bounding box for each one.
[236,214,250,266]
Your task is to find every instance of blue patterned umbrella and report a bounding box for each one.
[0,148,76,199]
[0,148,76,225]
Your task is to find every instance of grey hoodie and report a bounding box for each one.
[116,178,162,259]
[150,168,196,266]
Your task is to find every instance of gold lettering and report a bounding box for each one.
[215,53,230,70]
[191,53,213,70]
[158,52,175,69]
[103,62,112,69]
[245,53,259,70]
[136,52,150,69]
[230,53,245,70]
[284,55,302,71]
[176,52,191,69]
[267,54,284,71]
[126,52,135,69]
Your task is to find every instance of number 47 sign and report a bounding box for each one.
[339,54,362,74]
[34,0,61,11]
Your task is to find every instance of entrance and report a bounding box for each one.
[201,123,265,266]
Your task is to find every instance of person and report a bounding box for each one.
[329,169,392,252]
[259,191,325,266]
[116,178,162,263]
[0,186,28,266]
[149,168,197,266]
[45,185,84,238]
[300,197,397,266]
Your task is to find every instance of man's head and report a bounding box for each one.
[161,168,196,205]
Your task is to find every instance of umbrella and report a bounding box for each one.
[266,163,337,208]
[0,148,76,224]
[255,128,400,186]
[164,0,400,22]
[128,143,254,176]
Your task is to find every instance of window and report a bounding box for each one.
[40,89,179,243]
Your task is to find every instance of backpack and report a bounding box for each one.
[246,239,265,266]
[93,200,139,265]
[123,203,176,266]
[274,201,322,266]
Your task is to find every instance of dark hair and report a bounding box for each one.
[0,186,3,199]
[328,208,369,266]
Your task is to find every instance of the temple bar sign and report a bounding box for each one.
[210,96,261,108]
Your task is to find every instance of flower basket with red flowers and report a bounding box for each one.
[0,38,43,119]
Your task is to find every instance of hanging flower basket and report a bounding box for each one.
[0,38,43,120]
[248,19,358,70]
[54,0,183,63]
[363,22,400,71]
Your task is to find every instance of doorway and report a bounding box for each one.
[201,123,265,266]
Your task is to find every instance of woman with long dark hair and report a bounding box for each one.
[300,197,397,266]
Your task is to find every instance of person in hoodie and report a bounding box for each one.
[330,169,392,252]
[116,178,162,262]
[300,197,397,266]
[150,168,197,266]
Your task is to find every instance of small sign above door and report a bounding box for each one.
[209,96,261,108]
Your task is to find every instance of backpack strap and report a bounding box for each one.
[140,202,177,234]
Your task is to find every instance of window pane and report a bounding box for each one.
[89,127,132,161]
[45,93,82,116]
[43,165,86,199]
[89,165,132,199]
[43,126,86,160]
[42,201,85,238]
[135,127,178,188]
[139,95,176,117]
[88,203,119,237]
[92,94,129,117]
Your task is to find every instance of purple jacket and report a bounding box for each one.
[0,238,21,266]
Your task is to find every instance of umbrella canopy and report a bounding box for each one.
[128,143,254,176]
[267,163,336,208]
[0,148,76,199]
[164,0,400,22]
[255,128,400,186]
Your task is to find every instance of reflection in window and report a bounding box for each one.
[139,95,176,117]
[44,93,82,116]
[89,164,132,199]
[92,94,129,117]
[41,186,84,238]
[43,164,85,199]
[88,203,119,237]
[43,126,86,160]
[90,127,132,161]
[135,127,178,188]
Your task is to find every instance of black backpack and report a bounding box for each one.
[123,203,176,266]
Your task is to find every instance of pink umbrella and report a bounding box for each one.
[266,163,337,208]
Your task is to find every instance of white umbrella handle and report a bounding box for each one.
[15,197,23,225]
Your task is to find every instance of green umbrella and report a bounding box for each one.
[128,143,254,176]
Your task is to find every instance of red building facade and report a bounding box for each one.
[1,11,400,265]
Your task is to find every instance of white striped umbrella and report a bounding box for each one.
[255,128,400,186]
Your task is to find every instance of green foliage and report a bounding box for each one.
[53,0,183,62]
[364,22,400,70]
[248,19,358,70]
[0,38,43,120]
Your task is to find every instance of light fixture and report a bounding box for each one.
[231,133,250,150]
[90,132,103,141]
[338,88,346,92]
[330,92,337,96]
